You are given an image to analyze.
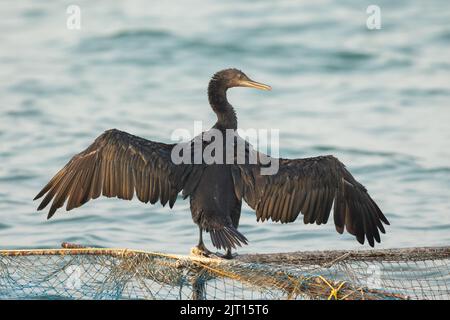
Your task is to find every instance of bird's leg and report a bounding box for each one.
[221,248,235,260]
[191,227,212,257]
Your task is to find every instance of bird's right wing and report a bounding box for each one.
[34,129,203,219]
[232,153,389,247]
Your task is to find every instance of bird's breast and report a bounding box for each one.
[190,164,239,217]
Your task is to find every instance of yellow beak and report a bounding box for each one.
[238,79,272,91]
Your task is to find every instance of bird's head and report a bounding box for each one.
[211,68,271,91]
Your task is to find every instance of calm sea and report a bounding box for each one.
[0,0,449,255]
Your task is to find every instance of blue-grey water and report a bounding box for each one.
[1,0,449,255]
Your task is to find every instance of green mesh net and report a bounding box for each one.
[0,245,448,300]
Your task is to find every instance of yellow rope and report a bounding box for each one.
[190,260,242,281]
[317,276,347,300]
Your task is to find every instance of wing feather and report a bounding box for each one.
[235,154,389,247]
[35,129,200,218]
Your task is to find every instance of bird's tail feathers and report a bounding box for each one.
[209,226,248,251]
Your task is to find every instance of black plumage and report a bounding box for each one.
[34,68,389,258]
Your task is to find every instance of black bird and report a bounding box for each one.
[34,68,389,258]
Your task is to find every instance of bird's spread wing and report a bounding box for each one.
[231,153,389,247]
[34,129,202,219]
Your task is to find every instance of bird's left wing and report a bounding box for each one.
[231,154,389,247]
[34,129,202,219]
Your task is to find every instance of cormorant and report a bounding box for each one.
[34,68,389,258]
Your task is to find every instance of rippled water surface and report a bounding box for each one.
[1,1,449,254]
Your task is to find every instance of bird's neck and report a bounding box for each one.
[208,79,237,130]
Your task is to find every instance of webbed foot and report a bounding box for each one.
[220,249,237,260]
[191,244,213,257]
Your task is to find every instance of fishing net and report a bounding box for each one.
[0,244,448,300]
